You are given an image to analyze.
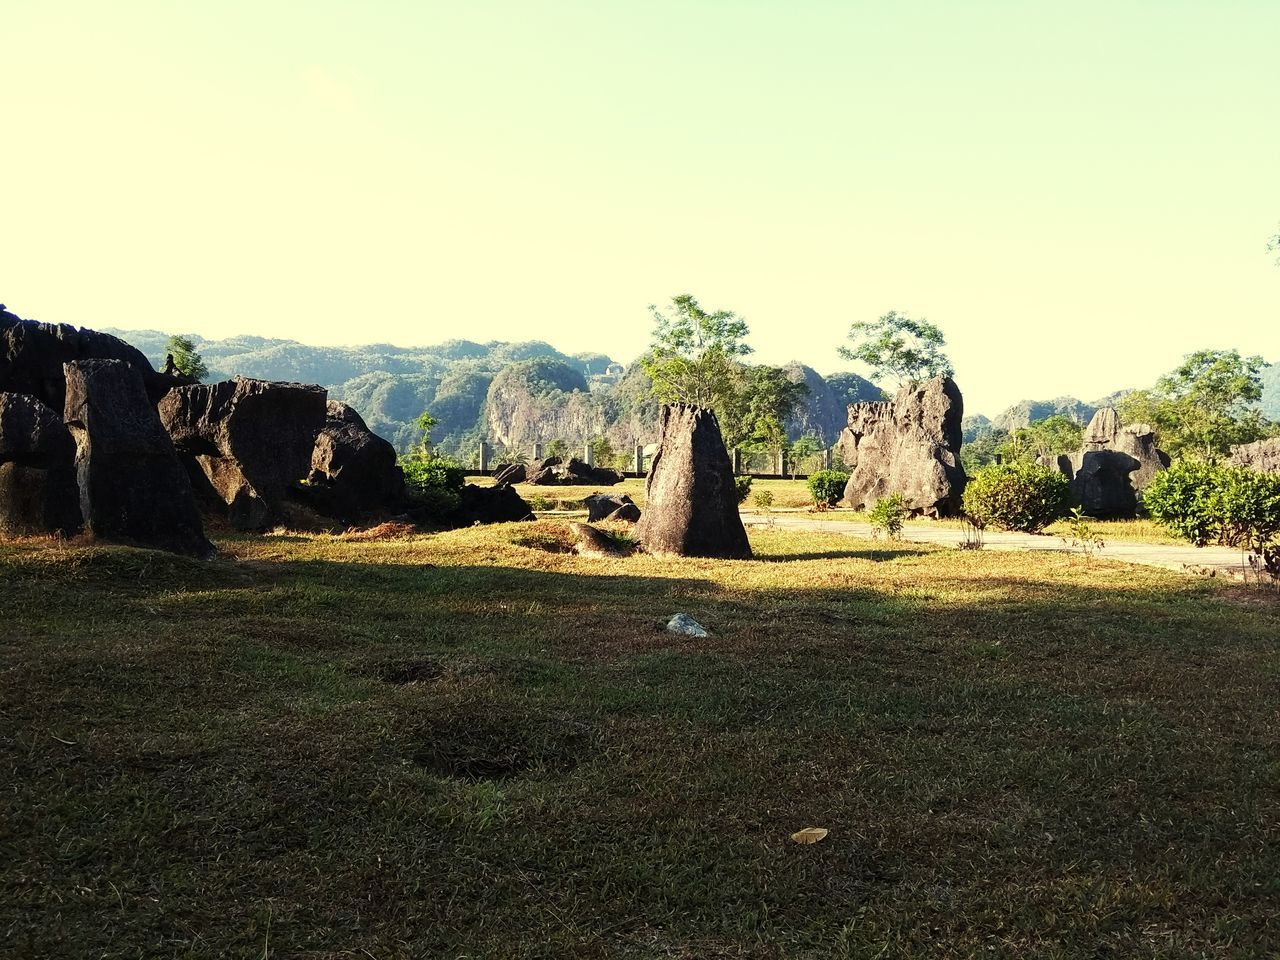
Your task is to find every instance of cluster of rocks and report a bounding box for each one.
[1040,407,1170,517]
[493,456,623,486]
[0,308,412,555]
[834,375,966,517]
[1228,437,1280,474]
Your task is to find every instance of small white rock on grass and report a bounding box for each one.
[666,613,709,637]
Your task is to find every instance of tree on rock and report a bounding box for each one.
[641,294,752,414]
[164,335,208,382]
[1118,349,1273,459]
[839,311,952,390]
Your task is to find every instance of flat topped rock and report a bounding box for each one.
[63,359,213,558]
[159,377,327,530]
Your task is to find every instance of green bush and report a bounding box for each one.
[1143,460,1225,546]
[1145,460,1280,549]
[868,493,907,539]
[962,462,1071,533]
[807,469,850,507]
[734,476,753,504]
[753,489,774,510]
[401,456,466,519]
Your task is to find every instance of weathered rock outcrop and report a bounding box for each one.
[1,305,192,411]
[454,483,534,525]
[1229,437,1280,475]
[1041,408,1170,517]
[585,493,639,522]
[570,522,630,557]
[493,457,624,487]
[295,401,405,521]
[62,360,213,557]
[634,405,751,559]
[837,376,966,517]
[0,392,82,537]
[158,377,327,530]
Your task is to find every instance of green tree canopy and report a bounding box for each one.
[1118,349,1274,459]
[641,294,752,414]
[839,311,952,388]
[999,414,1085,462]
[164,334,208,381]
[724,365,809,452]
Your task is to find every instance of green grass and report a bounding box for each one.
[3,524,1279,958]
[479,476,823,512]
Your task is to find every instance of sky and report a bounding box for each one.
[3,0,1278,416]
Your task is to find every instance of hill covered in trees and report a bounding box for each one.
[107,328,1280,462]
[108,329,880,460]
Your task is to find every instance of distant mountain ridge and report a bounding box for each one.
[104,328,879,457]
[102,328,1280,454]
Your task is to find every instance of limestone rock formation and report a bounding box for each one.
[1,305,192,411]
[62,360,213,557]
[1070,450,1142,518]
[1041,407,1170,517]
[634,405,751,559]
[606,501,641,523]
[837,376,966,517]
[1229,437,1280,475]
[0,392,82,537]
[570,521,629,557]
[297,401,405,522]
[158,377,327,530]
[493,457,624,487]
[585,493,638,522]
[455,483,534,525]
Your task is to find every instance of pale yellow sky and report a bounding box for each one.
[3,1,1278,414]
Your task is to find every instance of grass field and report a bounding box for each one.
[484,476,1189,544]
[4,522,1279,958]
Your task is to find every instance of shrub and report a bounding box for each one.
[1145,460,1280,549]
[807,469,850,507]
[868,493,907,539]
[401,456,466,519]
[734,476,753,504]
[962,462,1071,533]
[753,489,774,510]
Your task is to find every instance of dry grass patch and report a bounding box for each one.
[2,522,1279,958]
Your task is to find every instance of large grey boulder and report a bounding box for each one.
[1,305,192,411]
[634,404,751,559]
[158,377,327,530]
[62,360,213,557]
[294,401,404,522]
[837,376,966,517]
[1071,450,1141,519]
[0,392,82,537]
[1042,407,1170,517]
[1228,437,1280,475]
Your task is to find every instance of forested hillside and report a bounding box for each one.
[109,329,878,459]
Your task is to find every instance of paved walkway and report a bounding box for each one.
[740,513,1255,579]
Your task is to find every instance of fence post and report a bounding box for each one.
[823,447,832,470]
[633,443,644,475]
[583,443,594,466]
[478,441,490,472]
[532,442,544,461]
[775,449,784,476]
[732,448,742,475]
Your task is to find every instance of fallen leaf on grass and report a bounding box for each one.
[791,827,829,844]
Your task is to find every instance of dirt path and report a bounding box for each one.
[741,513,1255,579]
